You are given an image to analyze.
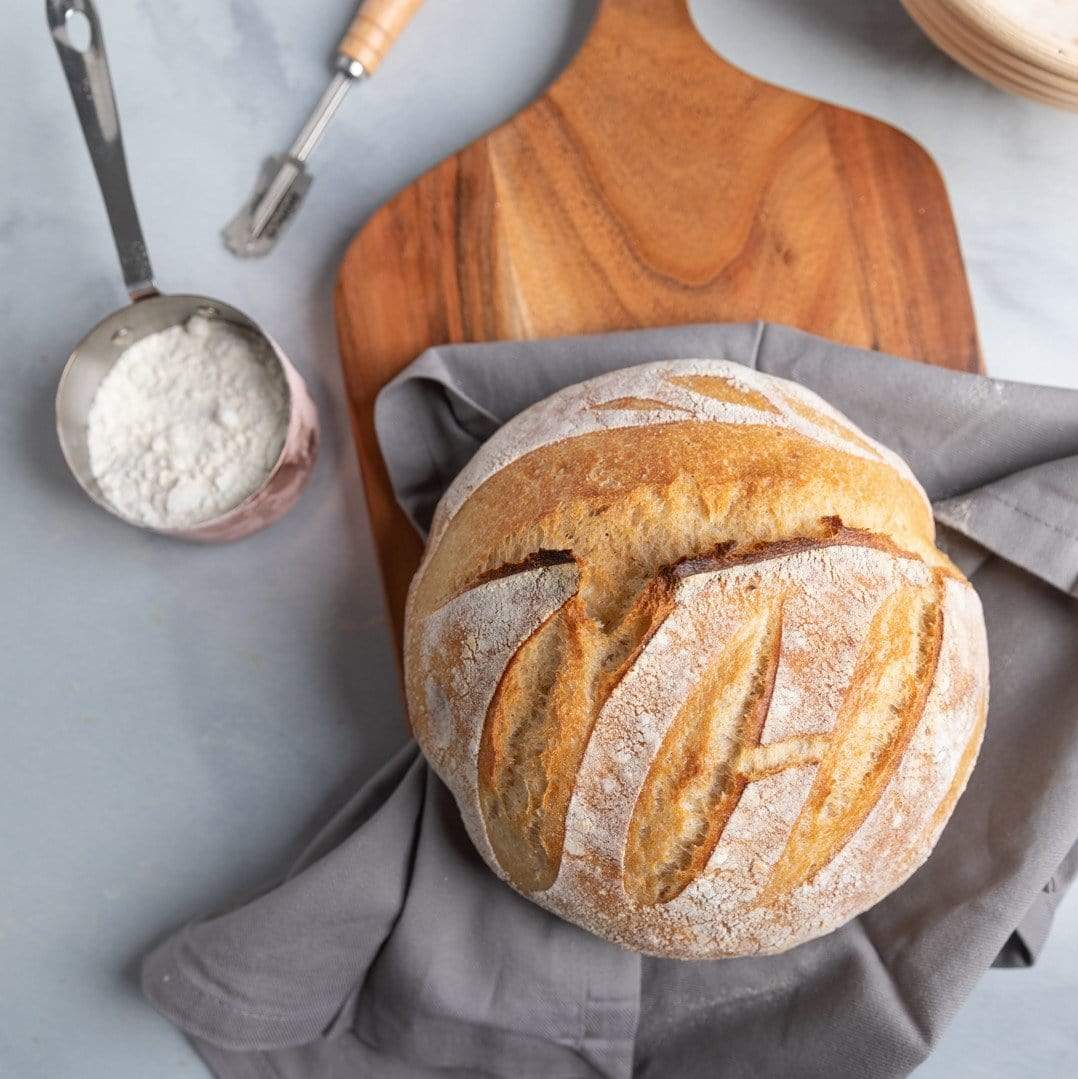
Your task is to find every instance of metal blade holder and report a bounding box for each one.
[224,0,424,257]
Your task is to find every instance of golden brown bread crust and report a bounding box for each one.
[404,360,989,958]
[411,421,945,629]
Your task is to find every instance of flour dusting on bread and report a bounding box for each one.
[404,360,989,959]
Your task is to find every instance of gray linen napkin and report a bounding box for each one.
[143,322,1078,1079]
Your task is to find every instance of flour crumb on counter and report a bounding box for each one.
[86,315,289,529]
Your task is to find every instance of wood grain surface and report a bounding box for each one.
[335,0,982,654]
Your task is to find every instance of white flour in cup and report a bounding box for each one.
[86,315,289,529]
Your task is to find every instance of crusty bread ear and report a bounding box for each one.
[404,361,988,959]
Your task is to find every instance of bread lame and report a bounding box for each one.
[223,0,423,257]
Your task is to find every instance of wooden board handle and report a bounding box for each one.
[339,0,423,74]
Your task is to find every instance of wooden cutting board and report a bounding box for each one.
[335,0,981,653]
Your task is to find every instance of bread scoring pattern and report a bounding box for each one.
[406,360,989,958]
[417,526,986,957]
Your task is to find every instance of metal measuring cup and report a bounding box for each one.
[48,0,319,541]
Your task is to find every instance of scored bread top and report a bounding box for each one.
[427,360,927,546]
[410,360,943,629]
[404,360,988,958]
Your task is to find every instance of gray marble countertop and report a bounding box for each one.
[2,1,1075,1076]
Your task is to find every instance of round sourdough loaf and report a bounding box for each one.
[403,359,989,959]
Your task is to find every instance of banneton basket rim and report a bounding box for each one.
[942,0,1078,77]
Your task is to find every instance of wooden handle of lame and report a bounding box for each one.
[339,0,423,74]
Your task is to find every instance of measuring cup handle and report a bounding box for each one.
[47,0,158,302]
